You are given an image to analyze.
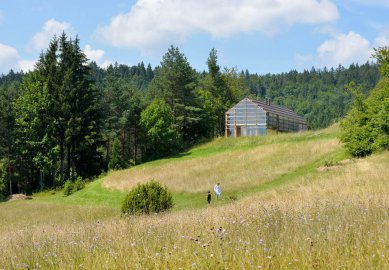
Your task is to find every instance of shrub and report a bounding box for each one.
[121,180,174,215]
[73,177,85,192]
[63,177,85,196]
[63,180,74,196]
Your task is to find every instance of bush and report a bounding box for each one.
[73,177,85,192]
[63,177,85,196]
[121,180,174,215]
[63,180,74,196]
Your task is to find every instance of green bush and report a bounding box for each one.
[73,177,85,192]
[63,180,74,196]
[121,180,174,215]
[63,177,85,196]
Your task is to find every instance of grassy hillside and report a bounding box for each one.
[104,124,343,209]
[1,125,388,269]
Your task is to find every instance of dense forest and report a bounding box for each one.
[0,33,381,198]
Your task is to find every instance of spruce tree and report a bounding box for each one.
[108,138,128,170]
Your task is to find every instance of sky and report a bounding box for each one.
[0,0,389,75]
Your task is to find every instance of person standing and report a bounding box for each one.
[214,183,222,200]
[207,191,212,206]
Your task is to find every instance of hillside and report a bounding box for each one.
[103,125,343,209]
[0,125,388,269]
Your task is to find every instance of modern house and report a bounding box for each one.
[225,97,307,137]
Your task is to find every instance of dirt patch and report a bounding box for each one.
[6,194,33,201]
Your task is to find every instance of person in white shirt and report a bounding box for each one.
[214,183,222,200]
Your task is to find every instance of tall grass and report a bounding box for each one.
[104,138,340,193]
[1,151,387,269]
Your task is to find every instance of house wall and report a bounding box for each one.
[225,99,267,137]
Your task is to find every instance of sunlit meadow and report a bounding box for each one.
[0,126,388,269]
[104,128,340,193]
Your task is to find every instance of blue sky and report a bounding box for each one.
[0,0,388,75]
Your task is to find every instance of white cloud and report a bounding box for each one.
[316,32,371,67]
[28,19,73,51]
[0,43,36,74]
[0,43,20,74]
[19,60,36,72]
[97,0,339,50]
[84,44,112,68]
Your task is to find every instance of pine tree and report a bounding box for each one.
[148,46,203,143]
[108,138,128,170]
[14,33,103,189]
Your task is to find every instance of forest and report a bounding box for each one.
[0,33,382,197]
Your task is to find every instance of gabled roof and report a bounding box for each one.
[229,98,306,123]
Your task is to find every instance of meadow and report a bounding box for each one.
[0,126,388,269]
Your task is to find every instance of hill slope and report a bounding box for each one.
[103,125,344,208]
[0,125,388,269]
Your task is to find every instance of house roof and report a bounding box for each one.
[229,98,306,123]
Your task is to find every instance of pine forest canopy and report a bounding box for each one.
[0,33,383,198]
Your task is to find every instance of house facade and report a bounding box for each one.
[225,98,307,137]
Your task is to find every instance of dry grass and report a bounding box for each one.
[1,151,388,269]
[104,139,340,193]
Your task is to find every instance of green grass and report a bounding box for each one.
[1,124,388,269]
[32,124,345,211]
[132,125,340,169]
[33,178,125,209]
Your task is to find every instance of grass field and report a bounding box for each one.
[0,125,388,269]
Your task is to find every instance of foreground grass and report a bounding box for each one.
[1,151,388,269]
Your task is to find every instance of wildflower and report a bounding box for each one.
[267,256,271,259]
[192,262,197,268]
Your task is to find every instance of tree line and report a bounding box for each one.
[0,33,382,198]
